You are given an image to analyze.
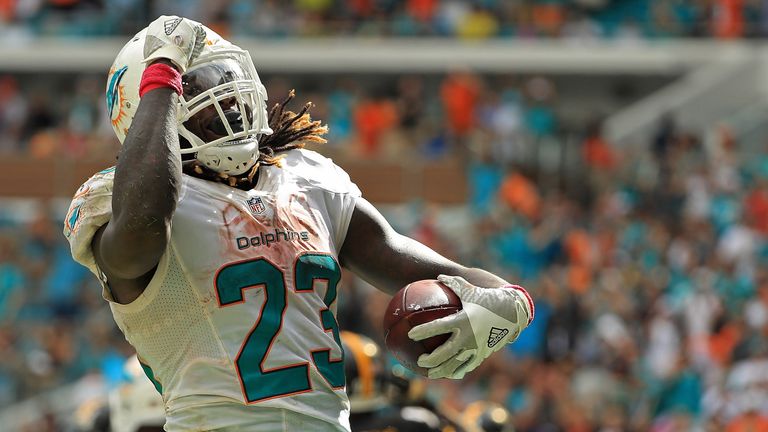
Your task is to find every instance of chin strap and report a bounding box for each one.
[182,160,261,190]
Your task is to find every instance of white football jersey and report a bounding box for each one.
[64,149,361,431]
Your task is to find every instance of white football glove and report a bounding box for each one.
[408,275,533,380]
[143,15,207,73]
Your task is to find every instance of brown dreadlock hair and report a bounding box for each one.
[182,89,328,190]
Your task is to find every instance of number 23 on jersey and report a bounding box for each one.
[215,253,345,403]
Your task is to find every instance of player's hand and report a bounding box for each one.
[408,275,533,380]
[143,15,207,73]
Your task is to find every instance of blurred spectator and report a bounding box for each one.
[726,411,768,432]
[457,5,499,39]
[478,86,525,166]
[352,93,398,157]
[499,171,540,220]
[523,76,557,139]
[440,69,481,138]
[744,179,768,234]
[0,234,24,324]
[21,93,55,143]
[395,75,426,133]
[0,76,27,153]
[713,0,745,39]
[582,119,617,172]
[531,1,566,37]
[407,0,437,23]
[467,148,504,216]
[326,81,357,144]
[653,115,676,162]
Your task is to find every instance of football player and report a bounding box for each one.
[70,355,165,432]
[64,15,534,431]
[109,355,166,432]
[343,331,463,432]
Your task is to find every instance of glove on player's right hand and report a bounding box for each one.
[143,15,206,73]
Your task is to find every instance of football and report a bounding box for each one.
[383,279,462,376]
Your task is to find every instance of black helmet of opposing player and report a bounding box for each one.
[106,22,272,175]
[341,331,391,413]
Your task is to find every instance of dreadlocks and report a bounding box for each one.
[182,89,328,190]
[259,89,328,164]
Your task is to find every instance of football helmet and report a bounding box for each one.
[71,397,109,432]
[341,331,390,413]
[462,401,514,432]
[108,355,165,432]
[106,21,272,175]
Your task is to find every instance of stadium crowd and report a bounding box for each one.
[0,71,558,162]
[0,0,765,40]
[0,63,767,432]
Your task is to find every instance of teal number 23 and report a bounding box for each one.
[215,253,345,403]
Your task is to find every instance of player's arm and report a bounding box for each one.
[340,198,534,380]
[339,198,505,295]
[93,16,202,303]
[93,80,181,281]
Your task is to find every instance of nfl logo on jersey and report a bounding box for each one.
[246,197,266,216]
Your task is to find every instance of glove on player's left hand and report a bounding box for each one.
[408,275,533,379]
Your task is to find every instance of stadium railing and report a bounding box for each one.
[0,38,722,73]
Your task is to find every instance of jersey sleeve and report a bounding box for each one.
[283,149,362,250]
[63,167,115,278]
[321,160,361,251]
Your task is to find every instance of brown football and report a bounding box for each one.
[383,279,462,376]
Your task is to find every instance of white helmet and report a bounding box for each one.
[106,22,272,175]
[108,355,166,432]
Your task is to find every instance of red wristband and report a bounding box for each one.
[139,63,183,98]
[504,284,534,325]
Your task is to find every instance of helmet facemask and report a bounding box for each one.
[178,48,272,175]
